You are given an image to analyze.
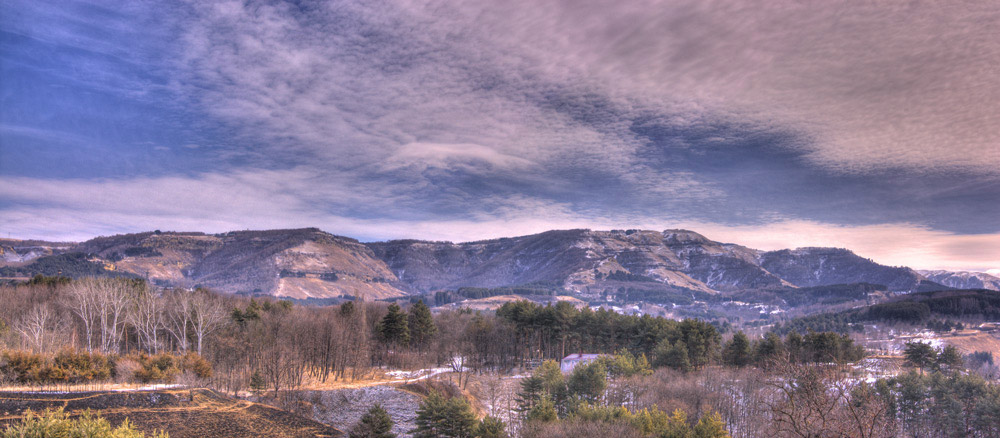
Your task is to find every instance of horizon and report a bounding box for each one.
[2,1,998,272]
[2,225,997,274]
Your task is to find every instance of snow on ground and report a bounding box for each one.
[111,384,183,392]
[298,386,422,437]
[386,357,470,382]
[9,384,183,394]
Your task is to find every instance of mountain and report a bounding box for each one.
[758,248,922,291]
[368,229,920,295]
[918,270,1000,291]
[3,227,930,298]
[36,228,406,300]
[0,238,74,265]
[368,229,791,295]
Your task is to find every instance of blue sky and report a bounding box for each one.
[1,0,998,271]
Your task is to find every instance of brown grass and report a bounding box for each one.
[941,330,1000,357]
[0,389,342,438]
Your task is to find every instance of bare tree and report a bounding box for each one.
[165,289,194,352]
[191,290,228,355]
[66,278,99,352]
[128,285,165,353]
[94,279,131,353]
[767,362,895,438]
[14,304,54,352]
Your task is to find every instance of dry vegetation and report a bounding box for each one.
[0,389,342,438]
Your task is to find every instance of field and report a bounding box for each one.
[0,389,342,438]
[940,330,1000,357]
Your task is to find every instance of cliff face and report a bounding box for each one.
[4,227,937,297]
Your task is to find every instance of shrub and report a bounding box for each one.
[134,354,181,383]
[1,408,167,438]
[1,350,45,383]
[181,352,213,379]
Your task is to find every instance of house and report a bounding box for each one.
[560,353,605,373]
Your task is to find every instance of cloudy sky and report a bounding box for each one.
[1,0,998,271]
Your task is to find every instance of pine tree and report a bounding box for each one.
[411,392,478,438]
[568,361,607,404]
[904,342,937,373]
[516,375,545,412]
[475,416,508,438]
[340,301,356,317]
[378,303,410,346]
[443,397,478,438]
[350,404,396,438]
[692,411,730,438]
[249,370,266,394]
[655,340,691,372]
[936,345,963,372]
[753,332,785,366]
[412,392,448,438]
[722,331,752,367]
[526,396,558,423]
[408,300,437,347]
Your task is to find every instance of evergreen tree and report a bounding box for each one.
[412,392,477,438]
[408,300,437,347]
[350,404,396,438]
[340,301,356,317]
[442,397,478,438]
[936,345,963,372]
[722,331,752,367]
[378,303,410,346]
[526,396,558,423]
[693,412,730,438]
[249,371,266,394]
[753,332,785,366]
[568,361,607,404]
[679,319,721,369]
[412,392,448,438]
[474,416,508,438]
[516,375,545,413]
[904,342,938,372]
[655,339,691,372]
[785,331,804,362]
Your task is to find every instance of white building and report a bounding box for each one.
[560,353,605,373]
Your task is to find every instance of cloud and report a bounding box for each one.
[2,0,999,269]
[383,142,538,172]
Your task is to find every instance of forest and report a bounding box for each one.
[1,277,999,437]
[772,289,1000,335]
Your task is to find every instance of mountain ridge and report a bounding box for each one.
[2,227,985,298]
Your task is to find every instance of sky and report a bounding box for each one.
[1,0,998,272]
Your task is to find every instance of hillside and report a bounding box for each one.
[759,247,922,291]
[0,238,74,265]
[776,288,1000,334]
[2,227,959,299]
